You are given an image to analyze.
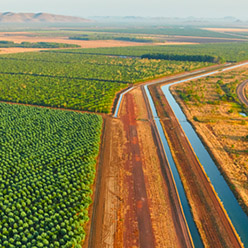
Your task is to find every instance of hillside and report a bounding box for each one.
[0,12,90,23]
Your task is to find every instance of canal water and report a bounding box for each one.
[144,85,203,248]
[161,68,248,247]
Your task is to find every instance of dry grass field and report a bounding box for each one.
[171,65,248,212]
[203,28,248,32]
[0,31,197,55]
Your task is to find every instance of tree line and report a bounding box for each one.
[141,53,225,63]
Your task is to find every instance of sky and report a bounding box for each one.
[1,0,248,20]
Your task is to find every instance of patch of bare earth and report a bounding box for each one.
[154,42,198,45]
[131,88,182,247]
[0,47,51,54]
[87,86,187,247]
[0,32,155,50]
[202,28,248,32]
[0,32,199,54]
[171,65,248,213]
[84,116,127,248]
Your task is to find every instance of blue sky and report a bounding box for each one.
[1,0,248,19]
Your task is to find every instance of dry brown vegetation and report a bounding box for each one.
[0,32,197,54]
[149,84,243,248]
[0,47,50,54]
[171,65,248,213]
[203,28,248,32]
[0,34,149,49]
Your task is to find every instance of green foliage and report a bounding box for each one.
[220,80,240,103]
[69,34,154,43]
[141,53,224,63]
[193,116,199,121]
[0,52,209,113]
[76,27,241,38]
[114,37,153,43]
[0,103,102,247]
[59,42,248,62]
[0,41,80,48]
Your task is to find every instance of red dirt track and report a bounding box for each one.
[121,93,155,248]
[86,86,193,247]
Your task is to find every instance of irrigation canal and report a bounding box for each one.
[160,62,248,247]
[113,63,248,247]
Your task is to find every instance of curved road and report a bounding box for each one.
[237,79,248,107]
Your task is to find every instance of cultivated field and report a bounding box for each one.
[0,32,154,48]
[0,103,102,247]
[1,28,248,248]
[0,51,210,113]
[68,43,248,62]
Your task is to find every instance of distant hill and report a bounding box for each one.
[0,12,91,23]
[91,16,248,27]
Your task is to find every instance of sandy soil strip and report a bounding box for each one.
[202,28,248,33]
[0,47,50,54]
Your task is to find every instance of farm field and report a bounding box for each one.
[61,42,248,62]
[0,29,248,248]
[0,32,152,49]
[0,51,210,113]
[171,65,248,213]
[0,27,246,56]
[0,103,102,247]
[202,28,248,38]
[66,26,244,39]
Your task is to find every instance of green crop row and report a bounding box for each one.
[0,52,209,113]
[0,41,80,48]
[55,42,248,62]
[74,27,241,39]
[0,103,102,248]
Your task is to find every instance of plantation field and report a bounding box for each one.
[0,41,80,48]
[0,103,102,248]
[58,42,248,62]
[0,52,210,113]
[68,27,242,39]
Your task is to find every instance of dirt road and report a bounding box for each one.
[87,86,194,247]
[237,79,248,107]
[141,86,194,248]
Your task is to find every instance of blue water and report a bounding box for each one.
[161,66,248,247]
[144,85,203,248]
[239,112,247,117]
[113,87,133,118]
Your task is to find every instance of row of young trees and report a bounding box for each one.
[58,42,248,62]
[0,103,102,247]
[0,52,210,83]
[0,41,80,48]
[141,53,225,63]
[0,52,210,113]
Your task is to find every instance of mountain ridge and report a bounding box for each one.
[0,12,90,23]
